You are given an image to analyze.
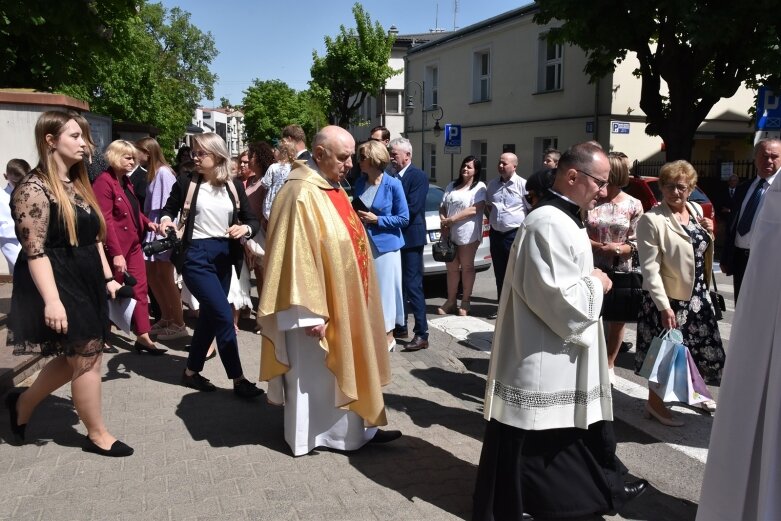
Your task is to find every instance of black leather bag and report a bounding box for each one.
[432,237,456,263]
[602,270,644,322]
[709,271,726,321]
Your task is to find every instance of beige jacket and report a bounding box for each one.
[636,201,714,311]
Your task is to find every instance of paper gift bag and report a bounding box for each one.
[639,329,684,381]
[685,349,713,405]
[651,342,690,403]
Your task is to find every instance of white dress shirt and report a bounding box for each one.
[486,173,530,233]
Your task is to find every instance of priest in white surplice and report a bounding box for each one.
[697,165,781,521]
[257,126,401,456]
[472,143,648,521]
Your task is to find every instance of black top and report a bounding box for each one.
[536,191,585,228]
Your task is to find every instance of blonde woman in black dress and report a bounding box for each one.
[5,111,132,457]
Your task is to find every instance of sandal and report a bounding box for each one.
[437,301,458,315]
[458,302,471,316]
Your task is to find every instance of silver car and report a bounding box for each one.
[423,184,492,275]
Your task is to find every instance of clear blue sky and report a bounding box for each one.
[159,0,526,106]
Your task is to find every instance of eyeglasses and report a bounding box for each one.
[662,183,690,193]
[190,150,211,159]
[576,169,608,189]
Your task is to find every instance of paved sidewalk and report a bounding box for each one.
[1,322,695,521]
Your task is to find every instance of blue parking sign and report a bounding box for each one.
[757,87,781,130]
[445,124,461,147]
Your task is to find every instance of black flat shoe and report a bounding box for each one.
[624,479,649,502]
[205,350,217,360]
[83,437,134,457]
[5,390,26,443]
[134,341,167,355]
[620,341,633,353]
[233,379,265,399]
[368,429,402,444]
[181,370,217,392]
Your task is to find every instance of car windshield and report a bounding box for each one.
[426,186,445,212]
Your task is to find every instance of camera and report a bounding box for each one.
[142,228,181,257]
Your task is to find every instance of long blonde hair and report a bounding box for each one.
[191,133,231,184]
[35,111,106,246]
[136,136,171,183]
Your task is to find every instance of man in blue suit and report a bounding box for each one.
[389,138,429,351]
[721,138,781,301]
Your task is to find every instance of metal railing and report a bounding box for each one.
[632,159,756,180]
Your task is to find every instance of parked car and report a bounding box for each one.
[625,176,715,225]
[423,184,492,275]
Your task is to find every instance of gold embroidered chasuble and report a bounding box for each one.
[258,161,391,426]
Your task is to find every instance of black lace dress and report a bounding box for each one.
[7,174,108,357]
[634,216,726,385]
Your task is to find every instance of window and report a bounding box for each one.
[385,90,401,114]
[502,144,516,154]
[538,35,563,92]
[425,65,439,107]
[471,140,488,172]
[534,136,559,167]
[473,50,491,102]
[426,143,437,181]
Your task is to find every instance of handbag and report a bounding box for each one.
[709,272,726,321]
[601,245,643,322]
[432,237,456,263]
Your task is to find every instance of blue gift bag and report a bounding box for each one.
[639,329,683,381]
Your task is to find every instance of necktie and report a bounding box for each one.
[737,179,767,236]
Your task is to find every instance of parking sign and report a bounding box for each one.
[757,87,781,130]
[444,124,461,154]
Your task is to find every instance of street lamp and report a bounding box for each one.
[404,80,444,172]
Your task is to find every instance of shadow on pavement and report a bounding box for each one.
[385,392,485,442]
[1,393,83,449]
[346,433,477,519]
[409,366,486,405]
[174,391,289,454]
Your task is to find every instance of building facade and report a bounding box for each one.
[404,5,756,185]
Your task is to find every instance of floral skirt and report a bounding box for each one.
[634,290,725,385]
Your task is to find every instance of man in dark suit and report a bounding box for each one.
[282,124,311,161]
[389,137,429,351]
[721,138,781,301]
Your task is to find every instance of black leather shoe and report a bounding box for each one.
[624,479,649,502]
[368,429,402,444]
[5,390,26,443]
[404,336,429,351]
[393,327,408,339]
[181,370,217,392]
[488,312,498,320]
[522,515,534,520]
[83,437,134,457]
[234,379,265,399]
[134,341,167,356]
[620,341,633,353]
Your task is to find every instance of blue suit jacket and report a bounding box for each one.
[354,174,409,253]
[397,164,429,249]
[720,179,753,274]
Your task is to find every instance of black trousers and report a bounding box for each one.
[731,247,750,302]
[472,419,629,521]
[489,227,518,300]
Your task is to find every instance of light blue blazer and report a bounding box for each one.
[354,173,409,254]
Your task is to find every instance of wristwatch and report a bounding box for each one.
[614,245,621,256]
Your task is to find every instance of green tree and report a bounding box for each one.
[243,79,319,143]
[59,2,217,152]
[0,0,135,90]
[310,3,398,128]
[535,0,781,161]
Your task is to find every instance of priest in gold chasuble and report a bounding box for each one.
[257,126,400,456]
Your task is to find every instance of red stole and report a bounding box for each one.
[325,188,370,302]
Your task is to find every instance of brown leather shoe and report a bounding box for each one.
[404,336,429,351]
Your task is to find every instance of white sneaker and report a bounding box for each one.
[157,323,189,341]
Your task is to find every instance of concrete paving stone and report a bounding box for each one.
[167,496,220,520]
[217,487,269,514]
[244,503,299,521]
[182,458,214,483]
[118,507,170,521]
[143,458,187,480]
[1,512,40,521]
[144,484,193,511]
[90,497,145,518]
[17,491,93,520]
[189,478,241,500]
[118,474,166,500]
[0,499,19,518]
[264,485,314,503]
[192,511,248,521]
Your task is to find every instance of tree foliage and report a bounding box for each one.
[535,0,781,161]
[2,1,217,153]
[242,80,325,144]
[0,0,135,89]
[310,3,398,128]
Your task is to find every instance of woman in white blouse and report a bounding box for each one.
[159,133,263,398]
[438,156,487,316]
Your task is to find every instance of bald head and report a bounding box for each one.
[498,152,518,180]
[312,126,356,183]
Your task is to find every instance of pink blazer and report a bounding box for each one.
[93,170,150,258]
